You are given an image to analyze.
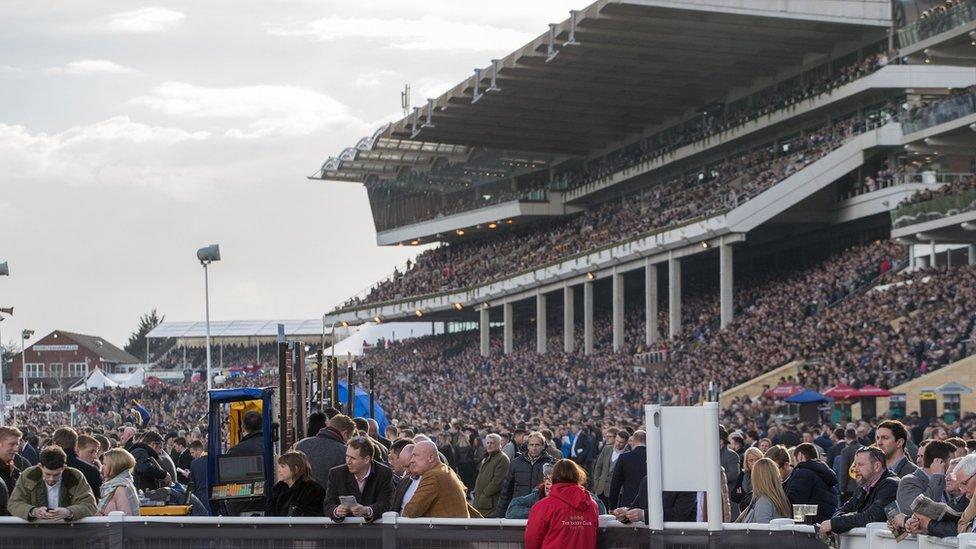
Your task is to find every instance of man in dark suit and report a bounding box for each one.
[323,437,393,521]
[226,411,264,456]
[187,440,211,515]
[608,430,647,509]
[611,475,696,524]
[820,447,899,535]
[53,427,102,497]
[390,444,417,512]
[569,423,594,471]
[838,429,863,501]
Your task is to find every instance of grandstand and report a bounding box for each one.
[312,0,976,422]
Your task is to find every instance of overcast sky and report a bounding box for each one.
[0,0,582,349]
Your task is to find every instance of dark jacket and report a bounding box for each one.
[626,477,697,523]
[497,452,556,515]
[838,441,862,495]
[129,442,168,492]
[323,462,394,521]
[293,428,347,492]
[785,460,838,523]
[226,431,264,456]
[18,444,38,467]
[608,445,646,509]
[266,479,326,517]
[391,475,418,513]
[891,456,918,479]
[0,458,23,496]
[829,470,899,534]
[0,473,8,516]
[925,495,970,538]
[569,431,595,466]
[188,455,210,515]
[66,449,102,497]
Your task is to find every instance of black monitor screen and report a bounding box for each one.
[218,454,264,483]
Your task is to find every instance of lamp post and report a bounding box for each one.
[196,244,220,393]
[320,316,349,408]
[0,260,7,424]
[21,329,33,402]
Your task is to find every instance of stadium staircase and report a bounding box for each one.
[719,360,804,403]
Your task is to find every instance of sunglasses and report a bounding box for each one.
[856,446,886,464]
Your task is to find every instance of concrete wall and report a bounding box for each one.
[875,355,976,416]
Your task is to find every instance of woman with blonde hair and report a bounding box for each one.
[737,458,792,523]
[731,447,764,509]
[98,448,141,516]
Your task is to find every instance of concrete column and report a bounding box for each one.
[479,306,490,357]
[948,247,953,268]
[969,244,976,266]
[930,240,937,268]
[536,293,547,354]
[909,245,916,270]
[612,273,624,351]
[583,281,594,355]
[503,302,514,354]
[645,260,658,346]
[563,286,575,353]
[668,256,682,339]
[720,243,733,329]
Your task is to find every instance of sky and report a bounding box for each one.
[0,0,582,349]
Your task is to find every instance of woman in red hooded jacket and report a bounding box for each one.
[524,459,598,549]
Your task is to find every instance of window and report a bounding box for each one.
[68,363,88,377]
[24,363,44,377]
[48,363,63,378]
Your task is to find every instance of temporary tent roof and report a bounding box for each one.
[69,367,120,391]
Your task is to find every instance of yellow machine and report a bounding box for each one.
[227,400,263,446]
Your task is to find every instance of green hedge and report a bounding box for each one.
[891,189,976,226]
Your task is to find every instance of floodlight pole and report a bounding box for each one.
[203,261,213,392]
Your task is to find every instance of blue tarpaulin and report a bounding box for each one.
[336,381,389,433]
[785,390,832,404]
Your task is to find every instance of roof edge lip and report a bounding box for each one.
[613,0,892,27]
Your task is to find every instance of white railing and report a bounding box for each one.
[1,515,974,548]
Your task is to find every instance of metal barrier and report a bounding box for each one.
[0,515,826,549]
[7,516,976,549]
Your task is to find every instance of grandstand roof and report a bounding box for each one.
[314,0,889,179]
[147,319,326,340]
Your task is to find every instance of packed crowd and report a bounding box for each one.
[900,85,976,135]
[342,106,896,310]
[367,45,893,233]
[897,174,976,208]
[5,401,976,544]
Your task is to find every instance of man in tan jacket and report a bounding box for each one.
[7,446,96,522]
[402,441,482,518]
[472,433,509,517]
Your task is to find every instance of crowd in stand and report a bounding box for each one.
[343,106,896,310]
[367,47,894,234]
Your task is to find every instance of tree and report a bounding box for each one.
[125,309,165,360]
[1,339,18,382]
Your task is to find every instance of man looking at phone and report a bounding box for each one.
[7,446,96,521]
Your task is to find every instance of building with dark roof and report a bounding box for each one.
[7,330,140,395]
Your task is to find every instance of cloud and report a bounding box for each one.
[354,69,400,88]
[267,15,536,52]
[0,116,213,200]
[105,7,185,33]
[131,81,361,139]
[45,59,135,76]
[0,65,23,74]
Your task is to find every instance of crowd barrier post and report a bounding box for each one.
[645,404,665,530]
[958,532,976,548]
[866,522,889,549]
